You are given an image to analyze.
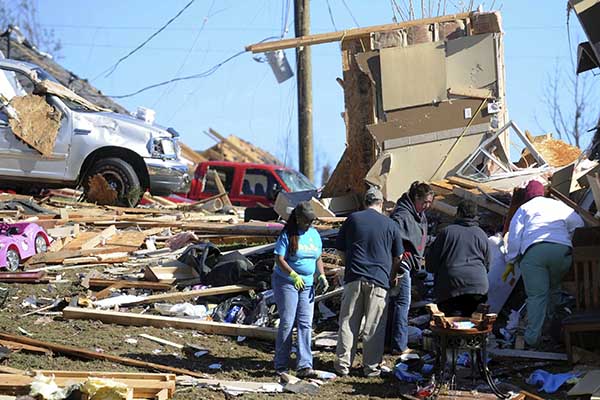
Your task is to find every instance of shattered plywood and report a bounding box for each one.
[8,94,61,156]
[519,134,582,168]
[380,41,447,110]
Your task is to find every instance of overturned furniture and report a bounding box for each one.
[563,226,600,363]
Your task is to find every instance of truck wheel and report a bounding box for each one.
[85,157,142,207]
[6,248,20,272]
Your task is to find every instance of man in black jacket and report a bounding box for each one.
[426,200,490,317]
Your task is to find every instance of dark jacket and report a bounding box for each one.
[390,193,428,270]
[426,217,490,302]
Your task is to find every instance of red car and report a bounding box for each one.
[187,161,316,207]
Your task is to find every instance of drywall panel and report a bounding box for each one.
[368,132,485,201]
[371,99,490,143]
[446,33,497,91]
[380,41,447,111]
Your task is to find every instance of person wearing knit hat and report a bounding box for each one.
[505,180,584,348]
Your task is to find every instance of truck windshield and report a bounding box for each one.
[275,169,316,192]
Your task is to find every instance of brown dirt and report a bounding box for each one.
[8,94,62,157]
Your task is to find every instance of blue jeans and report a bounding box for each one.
[390,271,411,352]
[272,273,314,372]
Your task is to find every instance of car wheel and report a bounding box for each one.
[6,248,20,272]
[34,234,47,254]
[85,157,142,207]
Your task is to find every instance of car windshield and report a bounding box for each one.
[32,67,60,83]
[275,169,316,192]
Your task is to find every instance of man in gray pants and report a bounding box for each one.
[334,187,403,377]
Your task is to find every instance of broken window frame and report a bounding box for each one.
[456,120,549,182]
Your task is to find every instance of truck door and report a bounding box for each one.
[238,168,283,207]
[0,67,71,180]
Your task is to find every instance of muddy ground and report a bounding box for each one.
[0,270,594,400]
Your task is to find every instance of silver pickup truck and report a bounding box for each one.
[0,59,190,205]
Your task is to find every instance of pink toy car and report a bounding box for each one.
[0,222,50,271]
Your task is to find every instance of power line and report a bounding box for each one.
[153,0,218,108]
[106,50,246,99]
[326,0,339,31]
[340,0,360,27]
[96,0,197,79]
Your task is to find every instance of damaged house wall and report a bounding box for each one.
[323,11,508,201]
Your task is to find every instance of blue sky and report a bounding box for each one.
[32,1,593,183]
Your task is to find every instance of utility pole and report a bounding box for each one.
[294,0,314,182]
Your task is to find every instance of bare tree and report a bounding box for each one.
[539,59,599,148]
[0,0,62,57]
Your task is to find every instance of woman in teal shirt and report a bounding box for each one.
[272,201,328,377]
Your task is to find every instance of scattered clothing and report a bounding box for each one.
[526,369,581,394]
[394,362,424,383]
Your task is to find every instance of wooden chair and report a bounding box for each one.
[563,226,600,363]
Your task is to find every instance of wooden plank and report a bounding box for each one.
[87,279,172,291]
[118,284,253,306]
[567,370,600,396]
[208,170,232,207]
[0,333,208,379]
[549,187,600,227]
[588,173,600,211]
[452,186,508,216]
[246,12,471,53]
[80,225,118,250]
[487,348,568,361]
[62,306,277,341]
[0,271,46,283]
[0,339,51,354]
[63,256,100,265]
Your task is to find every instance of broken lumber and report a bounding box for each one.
[487,348,568,361]
[0,371,176,399]
[87,279,172,291]
[246,12,470,53]
[80,224,117,250]
[549,187,600,226]
[62,306,277,341]
[0,332,207,379]
[0,271,47,283]
[118,284,254,306]
[452,186,508,216]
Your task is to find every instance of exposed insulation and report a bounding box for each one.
[519,135,582,168]
[8,94,61,157]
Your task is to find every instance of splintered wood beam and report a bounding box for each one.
[117,284,254,306]
[80,225,117,250]
[0,332,206,378]
[245,12,471,53]
[62,307,277,341]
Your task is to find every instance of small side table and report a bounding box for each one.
[429,317,510,399]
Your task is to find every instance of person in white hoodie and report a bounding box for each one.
[505,180,584,347]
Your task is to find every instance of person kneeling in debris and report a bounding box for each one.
[334,187,403,377]
[388,181,434,355]
[505,180,584,349]
[272,201,327,378]
[426,200,490,317]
